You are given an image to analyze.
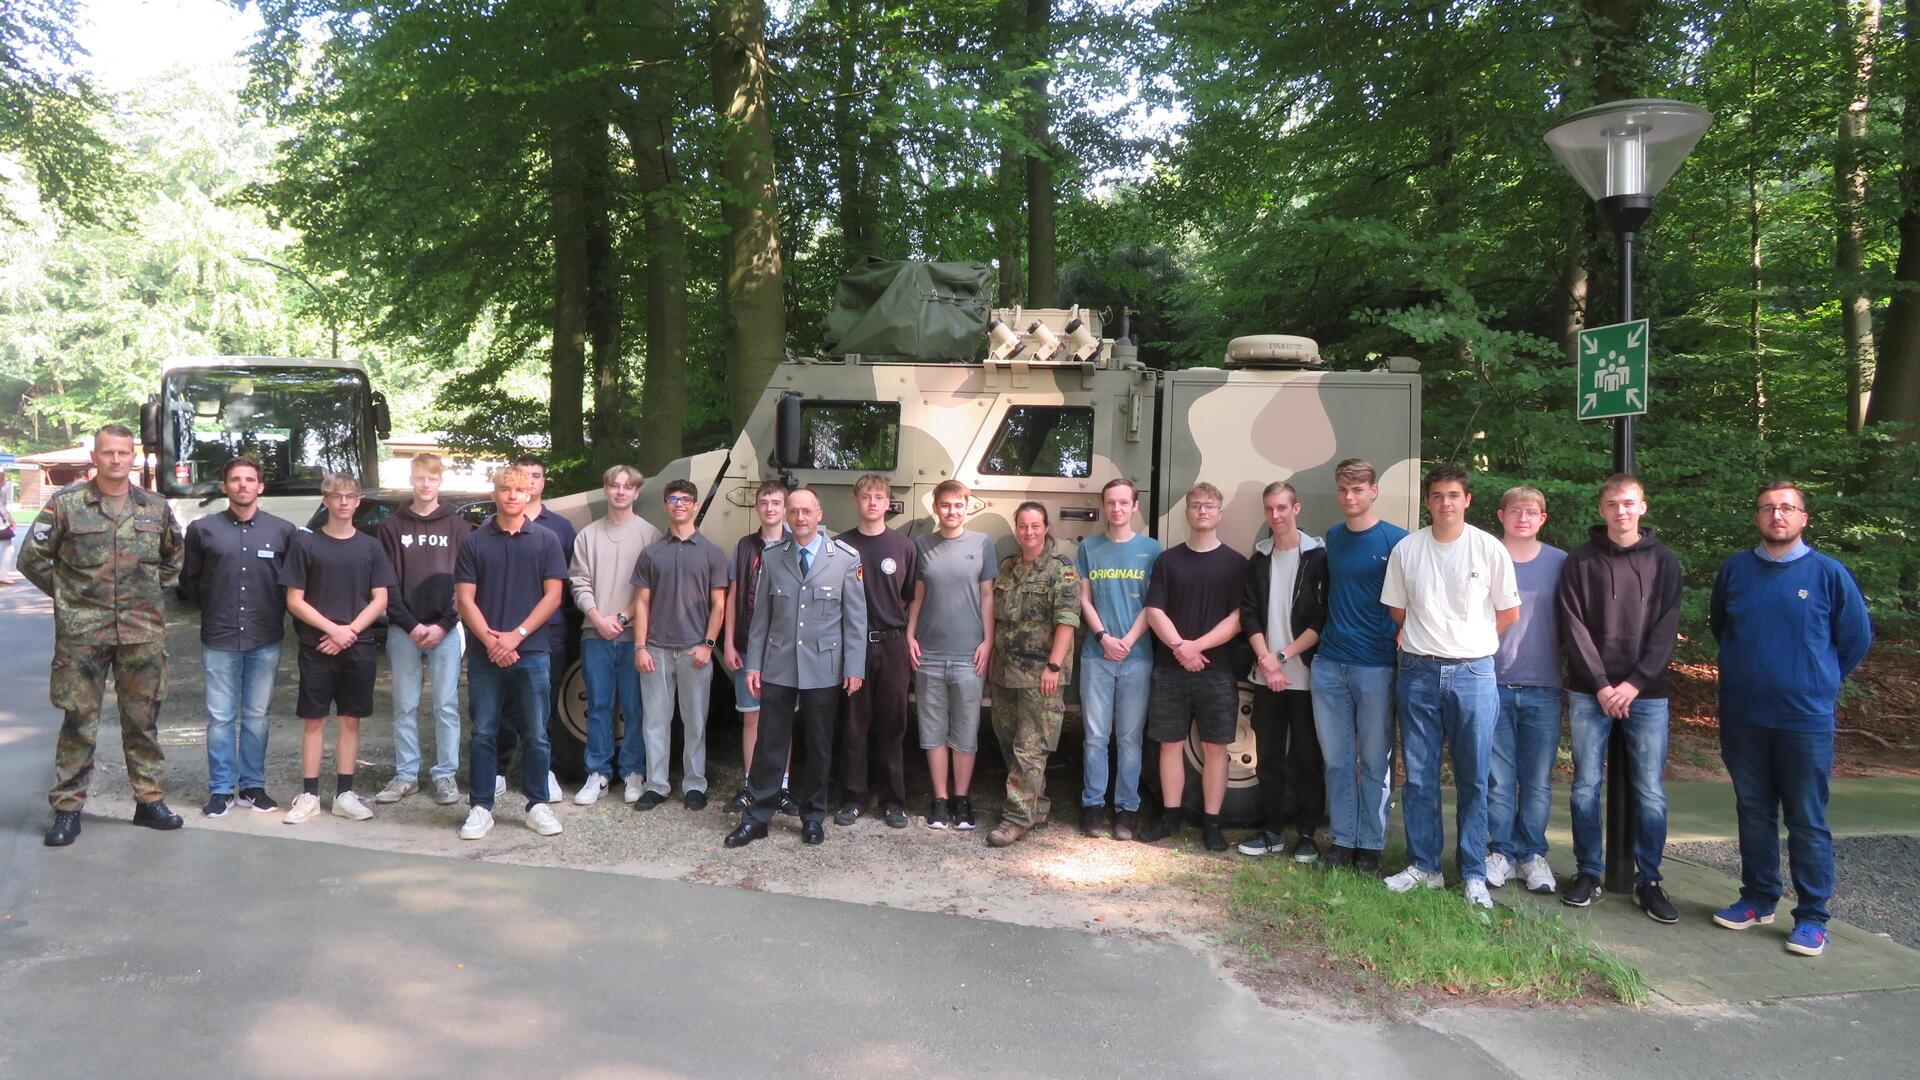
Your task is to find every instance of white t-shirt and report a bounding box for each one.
[1252,546,1312,691]
[1379,525,1519,660]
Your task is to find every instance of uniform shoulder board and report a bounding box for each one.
[297,525,314,533]
[1051,553,1075,570]
[831,537,859,557]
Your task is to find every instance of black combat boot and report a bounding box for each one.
[132,800,183,831]
[44,811,82,847]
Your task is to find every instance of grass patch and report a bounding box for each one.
[1230,859,1648,1005]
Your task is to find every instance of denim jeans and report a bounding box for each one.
[1721,721,1835,925]
[467,651,551,811]
[1488,684,1563,861]
[1568,692,1670,884]
[640,646,713,796]
[203,642,280,794]
[387,626,464,782]
[1398,654,1498,880]
[581,636,645,780]
[1078,648,1151,811]
[1310,657,1396,851]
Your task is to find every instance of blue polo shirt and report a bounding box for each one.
[454,516,569,653]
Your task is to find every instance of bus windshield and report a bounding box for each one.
[159,365,371,497]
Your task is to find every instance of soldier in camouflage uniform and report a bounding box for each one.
[19,424,186,846]
[986,502,1080,847]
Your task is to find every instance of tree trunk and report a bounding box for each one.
[1867,10,1920,438]
[997,142,1024,306]
[1838,0,1881,433]
[1023,0,1057,307]
[830,0,871,264]
[548,111,589,464]
[712,0,787,430]
[618,0,688,473]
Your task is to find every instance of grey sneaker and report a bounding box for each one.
[432,776,461,805]
[374,776,417,804]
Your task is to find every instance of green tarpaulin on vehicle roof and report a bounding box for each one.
[820,260,995,361]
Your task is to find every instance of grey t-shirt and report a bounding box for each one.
[1494,543,1568,687]
[631,530,730,649]
[913,529,998,660]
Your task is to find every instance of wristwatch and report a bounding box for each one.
[1045,662,1062,673]
[515,626,529,639]
[1092,629,1108,642]
[703,637,718,649]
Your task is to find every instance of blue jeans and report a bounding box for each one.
[1721,721,1834,926]
[1078,649,1152,811]
[203,642,280,794]
[1568,692,1670,883]
[468,651,552,811]
[1489,685,1563,861]
[1398,654,1498,880]
[388,626,464,782]
[581,636,646,780]
[1311,657,1396,851]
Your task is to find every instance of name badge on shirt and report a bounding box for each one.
[256,548,276,558]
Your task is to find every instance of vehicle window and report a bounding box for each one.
[978,406,1093,479]
[159,366,371,498]
[457,500,495,528]
[798,401,899,471]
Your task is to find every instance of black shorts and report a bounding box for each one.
[297,642,376,719]
[1146,666,1240,745]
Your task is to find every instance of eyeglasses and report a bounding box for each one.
[664,495,694,505]
[1189,502,1220,512]
[1757,504,1806,517]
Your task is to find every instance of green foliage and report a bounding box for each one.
[0,0,125,225]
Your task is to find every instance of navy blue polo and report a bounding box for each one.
[454,516,569,652]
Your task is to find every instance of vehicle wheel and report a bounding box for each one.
[1141,681,1264,827]
[548,659,590,782]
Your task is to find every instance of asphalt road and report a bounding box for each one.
[3,583,1918,1079]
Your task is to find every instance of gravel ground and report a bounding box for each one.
[1667,835,1920,948]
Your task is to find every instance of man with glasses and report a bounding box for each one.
[1139,483,1247,852]
[1709,482,1871,958]
[631,479,729,812]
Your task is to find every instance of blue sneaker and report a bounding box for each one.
[1786,923,1828,957]
[1712,898,1776,930]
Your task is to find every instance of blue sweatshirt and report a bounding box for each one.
[1709,546,1872,732]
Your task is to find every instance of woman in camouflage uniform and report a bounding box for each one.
[987,502,1080,847]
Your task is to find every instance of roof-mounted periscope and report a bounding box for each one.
[1223,335,1323,369]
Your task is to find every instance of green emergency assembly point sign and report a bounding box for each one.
[1577,318,1649,421]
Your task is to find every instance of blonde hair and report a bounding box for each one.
[933,479,969,502]
[1597,473,1644,502]
[1500,485,1546,512]
[321,472,362,496]
[853,473,891,497]
[1334,458,1377,486]
[1186,481,1223,505]
[603,464,644,488]
[410,453,444,475]
[493,465,533,492]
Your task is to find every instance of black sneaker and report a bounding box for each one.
[1636,883,1679,924]
[683,789,708,811]
[1201,818,1229,852]
[1236,830,1286,857]
[1080,805,1107,838]
[725,789,751,814]
[777,789,800,816]
[883,805,910,829]
[201,793,233,818]
[1291,834,1321,864]
[952,796,976,831]
[1352,849,1382,876]
[1113,809,1137,841]
[236,788,278,813]
[926,797,952,830]
[1562,873,1603,908]
[634,790,667,812]
[833,803,863,827]
[1137,807,1183,843]
[1322,844,1355,869]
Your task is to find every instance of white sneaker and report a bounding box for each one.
[1484,852,1513,888]
[573,772,608,806]
[1520,854,1558,895]
[623,776,643,804]
[432,776,461,805]
[1383,865,1446,893]
[283,791,321,824]
[546,771,565,804]
[459,805,494,840]
[331,790,374,820]
[374,776,417,804]
[1464,878,1494,909]
[494,775,507,798]
[527,803,563,836]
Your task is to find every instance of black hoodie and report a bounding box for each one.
[376,501,473,633]
[1555,523,1684,698]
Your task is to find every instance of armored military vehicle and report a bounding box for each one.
[549,262,1421,822]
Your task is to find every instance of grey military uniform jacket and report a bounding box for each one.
[745,536,869,690]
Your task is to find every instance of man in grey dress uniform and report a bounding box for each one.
[726,488,868,847]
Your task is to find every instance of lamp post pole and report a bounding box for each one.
[242,255,339,359]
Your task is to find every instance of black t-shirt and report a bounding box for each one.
[282,528,398,646]
[837,526,917,631]
[1144,543,1249,670]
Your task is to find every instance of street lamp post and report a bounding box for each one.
[241,255,340,359]
[1546,98,1711,896]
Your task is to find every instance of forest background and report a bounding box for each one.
[4,0,1918,647]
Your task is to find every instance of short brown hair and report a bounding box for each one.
[1261,480,1297,503]
[1424,464,1470,495]
[94,423,135,443]
[602,463,643,487]
[933,479,969,502]
[221,456,262,482]
[410,452,445,475]
[755,478,788,501]
[1334,458,1376,486]
[321,471,362,496]
[1755,480,1808,511]
[1102,477,1139,500]
[493,465,532,491]
[1500,485,1546,512]
[853,473,891,497]
[1185,481,1223,505]
[1597,473,1644,502]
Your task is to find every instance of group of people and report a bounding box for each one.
[20,427,1873,958]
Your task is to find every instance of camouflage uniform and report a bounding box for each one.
[990,549,1079,828]
[19,481,184,812]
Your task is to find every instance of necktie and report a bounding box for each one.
[799,547,812,578]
